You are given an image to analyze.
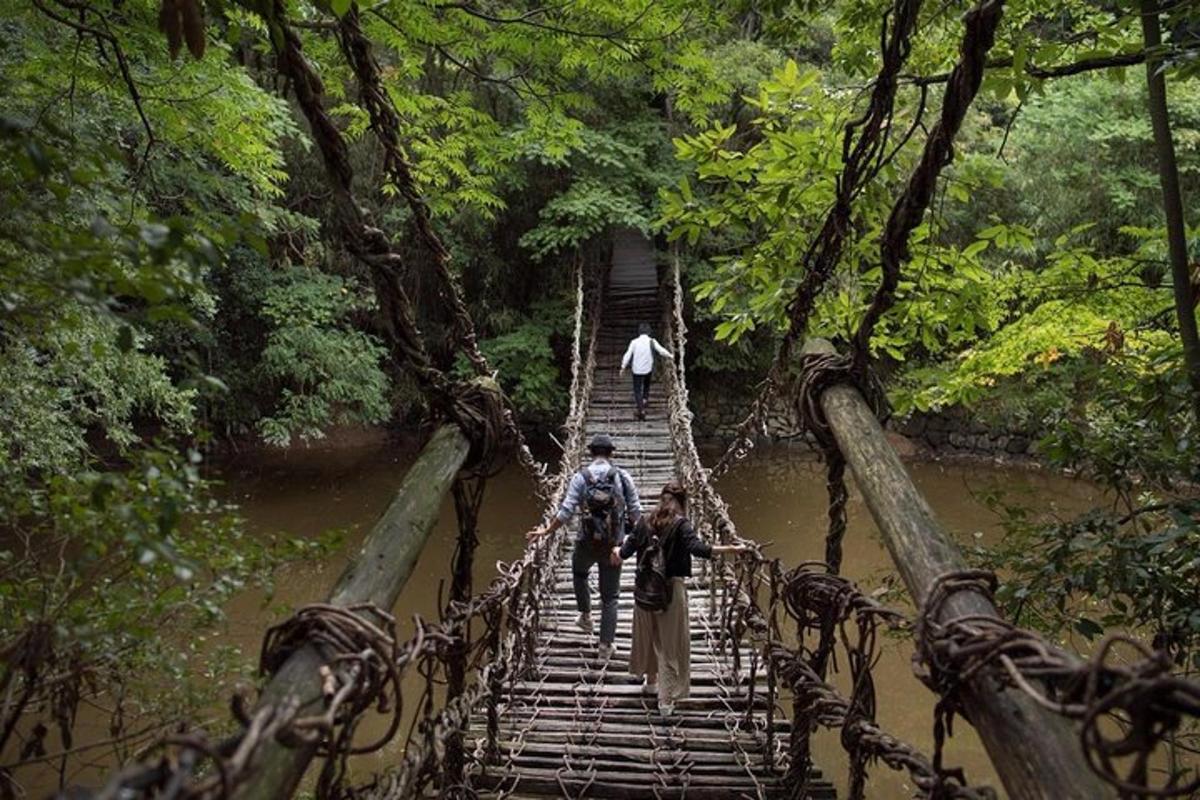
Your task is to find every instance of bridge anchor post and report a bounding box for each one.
[232,424,472,800]
[801,338,1115,800]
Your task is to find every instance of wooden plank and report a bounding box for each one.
[488,712,792,736]
[492,741,776,766]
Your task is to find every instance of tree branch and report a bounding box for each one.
[901,47,1200,87]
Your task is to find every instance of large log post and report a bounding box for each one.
[233,424,471,800]
[802,339,1114,800]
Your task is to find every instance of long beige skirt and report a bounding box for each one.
[629,577,690,704]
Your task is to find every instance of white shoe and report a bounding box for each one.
[575,613,594,634]
[642,679,657,695]
[659,701,675,717]
[598,642,615,660]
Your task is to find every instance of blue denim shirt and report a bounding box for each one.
[556,458,642,540]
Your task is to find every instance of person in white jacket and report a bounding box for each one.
[621,323,674,421]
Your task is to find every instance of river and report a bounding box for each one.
[7,433,1108,796]
[203,434,1102,798]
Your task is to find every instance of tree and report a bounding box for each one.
[1139,0,1200,427]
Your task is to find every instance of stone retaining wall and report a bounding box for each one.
[689,385,1036,458]
[893,408,1035,457]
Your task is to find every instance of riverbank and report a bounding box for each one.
[688,384,1046,464]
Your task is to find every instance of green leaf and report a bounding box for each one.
[962,240,989,259]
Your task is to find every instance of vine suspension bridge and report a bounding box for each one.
[465,234,834,799]
[78,233,1200,800]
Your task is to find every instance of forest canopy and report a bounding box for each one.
[2,0,1200,795]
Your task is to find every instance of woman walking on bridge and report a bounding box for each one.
[616,483,745,715]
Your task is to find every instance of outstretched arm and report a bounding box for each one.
[679,520,713,560]
[527,473,581,540]
[651,338,674,360]
[680,520,750,559]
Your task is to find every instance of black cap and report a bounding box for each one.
[588,434,615,455]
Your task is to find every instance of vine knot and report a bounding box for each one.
[259,603,402,755]
[793,349,888,451]
[914,569,1200,797]
[445,376,512,479]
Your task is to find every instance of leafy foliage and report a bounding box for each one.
[971,500,1200,668]
[256,268,390,447]
[462,300,573,419]
[654,0,1200,686]
[6,0,1200,787]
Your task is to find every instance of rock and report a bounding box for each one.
[887,432,918,457]
[1007,436,1030,454]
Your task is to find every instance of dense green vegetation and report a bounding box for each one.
[2,0,1199,791]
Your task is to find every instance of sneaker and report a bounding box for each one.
[575,613,594,634]
[598,642,615,660]
[642,679,657,695]
[659,701,675,717]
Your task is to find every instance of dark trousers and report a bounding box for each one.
[572,540,621,644]
[632,372,652,412]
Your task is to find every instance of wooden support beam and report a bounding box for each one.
[802,339,1114,800]
[233,423,471,800]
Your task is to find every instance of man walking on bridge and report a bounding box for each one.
[527,434,641,660]
[620,323,673,421]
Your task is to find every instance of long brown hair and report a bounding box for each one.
[649,482,687,535]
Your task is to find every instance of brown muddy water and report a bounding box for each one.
[22,436,1109,798]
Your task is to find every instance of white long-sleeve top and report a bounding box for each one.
[621,334,673,375]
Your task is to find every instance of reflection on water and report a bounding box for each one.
[21,434,1109,797]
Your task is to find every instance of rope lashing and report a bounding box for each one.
[792,349,888,575]
[259,604,404,757]
[448,377,514,480]
[915,570,1200,798]
[792,351,888,450]
[769,565,994,799]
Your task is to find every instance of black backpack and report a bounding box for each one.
[634,519,683,612]
[580,469,627,548]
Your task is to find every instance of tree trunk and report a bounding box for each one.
[803,339,1115,800]
[232,424,472,800]
[1140,0,1200,427]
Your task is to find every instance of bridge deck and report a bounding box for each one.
[468,234,834,799]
